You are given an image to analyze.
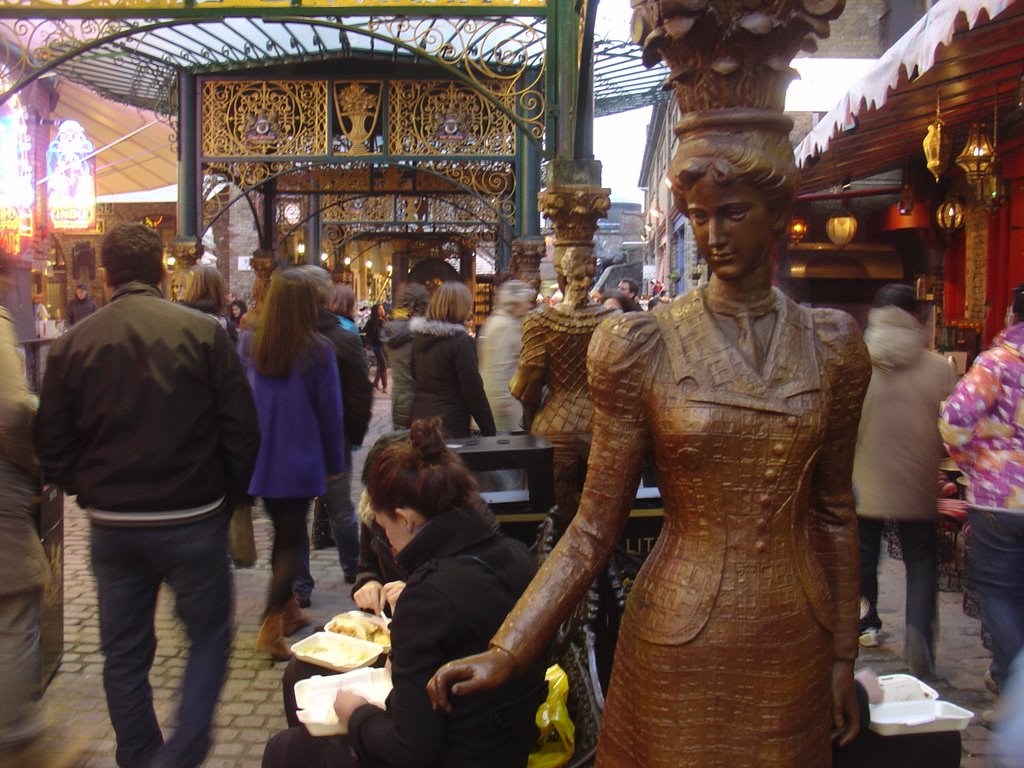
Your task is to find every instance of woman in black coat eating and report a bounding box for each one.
[262,418,545,768]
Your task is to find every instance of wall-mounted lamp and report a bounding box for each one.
[365,259,373,270]
[386,264,393,275]
[296,242,306,257]
[343,256,352,266]
[320,251,329,263]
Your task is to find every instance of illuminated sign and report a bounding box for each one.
[0,80,33,254]
[47,120,96,231]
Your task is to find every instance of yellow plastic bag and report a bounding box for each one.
[527,664,575,768]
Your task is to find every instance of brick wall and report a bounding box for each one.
[224,200,259,304]
[817,0,886,59]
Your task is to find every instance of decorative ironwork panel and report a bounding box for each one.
[5,0,547,9]
[321,194,394,223]
[389,79,515,156]
[319,192,498,225]
[371,17,545,140]
[333,81,383,156]
[276,196,307,229]
[201,80,328,158]
[201,158,515,233]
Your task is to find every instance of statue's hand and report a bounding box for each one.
[831,659,860,747]
[427,648,517,714]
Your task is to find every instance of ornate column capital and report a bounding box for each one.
[537,186,611,248]
[169,237,202,270]
[250,251,276,313]
[509,236,547,293]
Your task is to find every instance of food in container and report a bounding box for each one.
[291,631,384,673]
[876,673,939,702]
[326,611,391,649]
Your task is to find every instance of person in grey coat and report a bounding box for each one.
[477,280,536,433]
[853,283,957,677]
[380,282,429,430]
[0,281,50,755]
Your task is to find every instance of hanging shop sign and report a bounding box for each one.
[0,82,34,255]
[47,120,96,231]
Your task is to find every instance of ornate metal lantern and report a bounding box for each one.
[936,194,966,231]
[922,95,952,182]
[956,120,995,199]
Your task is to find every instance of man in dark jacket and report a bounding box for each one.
[65,282,97,326]
[296,265,373,590]
[35,223,260,768]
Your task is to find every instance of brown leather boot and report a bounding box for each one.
[282,594,312,637]
[255,611,292,661]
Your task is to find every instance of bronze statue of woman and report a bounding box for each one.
[510,246,615,523]
[430,1,868,764]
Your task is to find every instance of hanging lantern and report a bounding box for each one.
[956,120,995,199]
[936,194,965,231]
[826,213,857,248]
[983,157,1008,213]
[787,216,808,246]
[982,90,1007,213]
[922,94,952,182]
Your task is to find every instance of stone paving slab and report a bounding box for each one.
[25,388,1001,766]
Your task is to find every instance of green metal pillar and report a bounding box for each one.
[176,70,198,241]
[309,206,322,266]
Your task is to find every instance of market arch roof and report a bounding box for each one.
[0,11,668,119]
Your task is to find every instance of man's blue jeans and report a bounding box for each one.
[968,507,1024,690]
[859,517,938,677]
[325,469,359,578]
[90,511,233,768]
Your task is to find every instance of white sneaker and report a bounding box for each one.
[859,628,880,648]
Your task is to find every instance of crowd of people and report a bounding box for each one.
[5,218,1024,766]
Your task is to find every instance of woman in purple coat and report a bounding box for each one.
[249,269,347,660]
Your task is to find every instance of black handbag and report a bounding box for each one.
[311,496,335,550]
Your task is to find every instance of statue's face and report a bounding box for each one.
[686,176,774,283]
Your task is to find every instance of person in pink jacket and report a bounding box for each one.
[940,283,1024,694]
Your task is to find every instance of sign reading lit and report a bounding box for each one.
[47,120,96,231]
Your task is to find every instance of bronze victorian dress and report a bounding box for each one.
[510,302,615,518]
[493,286,869,767]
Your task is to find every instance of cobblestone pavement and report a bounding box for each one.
[29,387,999,766]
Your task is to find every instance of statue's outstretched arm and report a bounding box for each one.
[428,315,654,705]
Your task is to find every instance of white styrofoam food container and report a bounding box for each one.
[868,700,974,736]
[877,673,939,702]
[295,669,394,736]
[290,631,384,673]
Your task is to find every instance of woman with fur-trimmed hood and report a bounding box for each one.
[410,282,496,438]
